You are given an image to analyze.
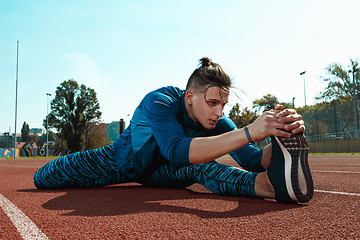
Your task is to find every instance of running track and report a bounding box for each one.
[1,155,359,239]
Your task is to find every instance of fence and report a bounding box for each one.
[254,100,360,153]
[303,100,360,152]
[309,138,360,153]
[305,100,360,142]
[0,148,70,158]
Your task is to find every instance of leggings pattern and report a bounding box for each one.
[34,144,258,198]
[142,162,258,198]
[33,144,129,189]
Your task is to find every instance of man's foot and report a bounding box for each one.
[267,133,314,203]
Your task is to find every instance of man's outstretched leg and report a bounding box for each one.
[142,161,259,199]
[142,133,314,204]
[34,144,130,189]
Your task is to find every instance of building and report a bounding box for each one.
[0,128,45,148]
[30,128,45,136]
[106,119,127,142]
[106,121,120,142]
[0,132,21,148]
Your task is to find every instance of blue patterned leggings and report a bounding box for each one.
[33,143,258,198]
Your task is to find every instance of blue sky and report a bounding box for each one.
[1,0,359,133]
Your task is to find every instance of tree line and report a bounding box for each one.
[41,58,358,152]
[227,59,359,132]
[19,122,55,148]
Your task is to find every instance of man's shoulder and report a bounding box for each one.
[145,86,184,105]
[139,86,184,116]
[152,86,184,98]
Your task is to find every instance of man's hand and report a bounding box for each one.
[247,104,306,142]
[274,104,305,135]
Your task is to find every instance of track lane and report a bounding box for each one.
[1,156,359,239]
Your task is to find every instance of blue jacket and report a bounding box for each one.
[114,86,264,180]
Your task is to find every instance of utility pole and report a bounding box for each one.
[14,41,19,159]
[46,93,51,157]
[300,71,308,138]
[292,97,295,109]
[349,69,359,138]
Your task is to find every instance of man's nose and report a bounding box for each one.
[215,106,223,118]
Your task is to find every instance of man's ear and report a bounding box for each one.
[185,90,193,105]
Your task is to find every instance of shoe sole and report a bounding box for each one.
[274,134,314,203]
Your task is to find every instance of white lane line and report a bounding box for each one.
[312,170,360,174]
[311,163,360,166]
[0,193,49,240]
[315,190,360,197]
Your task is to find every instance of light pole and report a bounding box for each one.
[292,97,295,109]
[300,71,308,138]
[14,41,19,159]
[46,93,51,157]
[349,69,359,138]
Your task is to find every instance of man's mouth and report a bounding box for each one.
[210,119,218,125]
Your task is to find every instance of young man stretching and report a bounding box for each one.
[34,57,313,204]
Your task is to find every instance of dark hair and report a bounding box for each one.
[186,57,232,92]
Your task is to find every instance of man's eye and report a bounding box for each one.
[208,101,217,106]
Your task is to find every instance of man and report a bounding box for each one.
[34,57,313,204]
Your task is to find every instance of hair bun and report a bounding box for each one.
[199,57,213,67]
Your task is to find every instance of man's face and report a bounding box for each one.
[185,86,229,129]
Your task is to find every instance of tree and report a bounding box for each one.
[317,58,359,102]
[228,103,257,129]
[47,131,55,142]
[45,79,102,152]
[252,94,292,113]
[21,122,30,142]
[296,104,330,138]
[52,132,66,150]
[37,135,46,149]
[28,133,39,144]
[85,121,109,150]
[253,94,278,112]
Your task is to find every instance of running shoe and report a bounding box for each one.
[267,133,314,203]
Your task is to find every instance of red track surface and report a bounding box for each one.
[1,155,360,239]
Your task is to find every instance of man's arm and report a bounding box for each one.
[189,128,250,164]
[189,105,304,165]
